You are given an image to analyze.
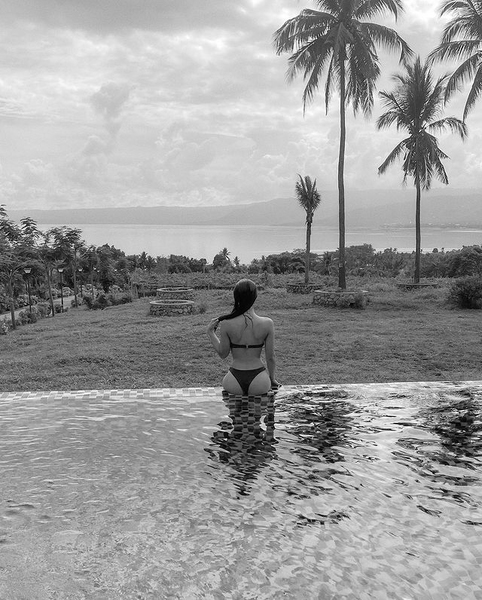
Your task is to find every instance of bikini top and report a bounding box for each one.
[230,339,265,349]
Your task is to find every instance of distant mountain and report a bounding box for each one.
[7,188,481,228]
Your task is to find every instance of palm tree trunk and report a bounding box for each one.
[338,62,347,290]
[305,218,311,284]
[414,178,421,284]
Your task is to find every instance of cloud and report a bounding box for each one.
[90,82,132,140]
[0,0,479,214]
[2,0,256,34]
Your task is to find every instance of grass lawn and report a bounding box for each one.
[0,282,480,392]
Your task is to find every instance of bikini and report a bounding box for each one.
[228,339,267,395]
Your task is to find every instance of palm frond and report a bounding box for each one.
[463,62,482,118]
[324,53,336,113]
[428,116,468,138]
[419,73,447,123]
[360,22,413,63]
[376,101,404,131]
[298,47,334,109]
[444,52,482,101]
[315,0,343,16]
[430,39,481,64]
[355,0,405,21]
[273,10,335,55]
[378,140,407,174]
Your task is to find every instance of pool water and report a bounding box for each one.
[1,382,481,600]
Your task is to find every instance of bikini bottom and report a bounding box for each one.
[229,367,267,396]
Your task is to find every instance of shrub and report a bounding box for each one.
[116,292,133,305]
[339,291,368,309]
[448,276,482,309]
[448,246,482,278]
[37,302,51,318]
[17,307,42,324]
[83,296,94,309]
[18,310,30,325]
[84,291,133,310]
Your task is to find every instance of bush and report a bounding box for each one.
[448,246,482,278]
[93,294,109,310]
[18,310,30,325]
[37,302,51,318]
[84,291,133,310]
[448,276,482,309]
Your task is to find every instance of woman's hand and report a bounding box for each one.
[207,317,219,334]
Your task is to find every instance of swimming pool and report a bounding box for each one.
[1,381,481,599]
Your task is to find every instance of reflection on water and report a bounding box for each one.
[206,393,277,496]
[1,384,482,599]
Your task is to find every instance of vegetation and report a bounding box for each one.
[295,175,322,284]
[448,275,482,309]
[377,56,467,283]
[4,233,482,318]
[1,277,481,392]
[429,0,482,121]
[273,0,412,290]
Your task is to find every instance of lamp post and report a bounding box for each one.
[58,267,64,311]
[91,266,97,300]
[78,268,83,298]
[23,268,32,314]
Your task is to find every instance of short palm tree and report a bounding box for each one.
[295,175,322,284]
[377,56,467,283]
[429,0,482,120]
[273,0,412,289]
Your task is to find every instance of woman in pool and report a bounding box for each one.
[207,279,279,396]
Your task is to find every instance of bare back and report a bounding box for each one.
[221,312,274,369]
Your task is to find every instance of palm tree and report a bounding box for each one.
[273,0,412,289]
[295,175,322,283]
[429,0,482,121]
[376,56,467,283]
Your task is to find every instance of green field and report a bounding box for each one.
[1,279,480,392]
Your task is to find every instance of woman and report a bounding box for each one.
[207,279,279,396]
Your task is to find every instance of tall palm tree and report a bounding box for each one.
[429,0,482,121]
[377,56,467,283]
[274,0,412,289]
[295,174,322,283]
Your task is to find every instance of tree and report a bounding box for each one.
[429,0,482,121]
[48,226,85,307]
[376,56,467,283]
[274,0,411,289]
[0,207,37,328]
[212,248,232,271]
[295,175,322,283]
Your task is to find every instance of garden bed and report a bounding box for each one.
[149,300,195,316]
[313,289,369,308]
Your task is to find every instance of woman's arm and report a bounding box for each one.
[264,319,279,387]
[207,318,230,359]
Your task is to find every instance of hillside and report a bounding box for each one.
[7,188,481,228]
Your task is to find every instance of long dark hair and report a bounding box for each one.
[218,279,257,322]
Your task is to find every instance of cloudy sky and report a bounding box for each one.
[0,0,480,211]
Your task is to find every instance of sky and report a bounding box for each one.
[0,0,480,212]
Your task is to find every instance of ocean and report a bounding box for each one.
[40,223,482,264]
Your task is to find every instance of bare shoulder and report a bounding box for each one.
[256,315,274,330]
